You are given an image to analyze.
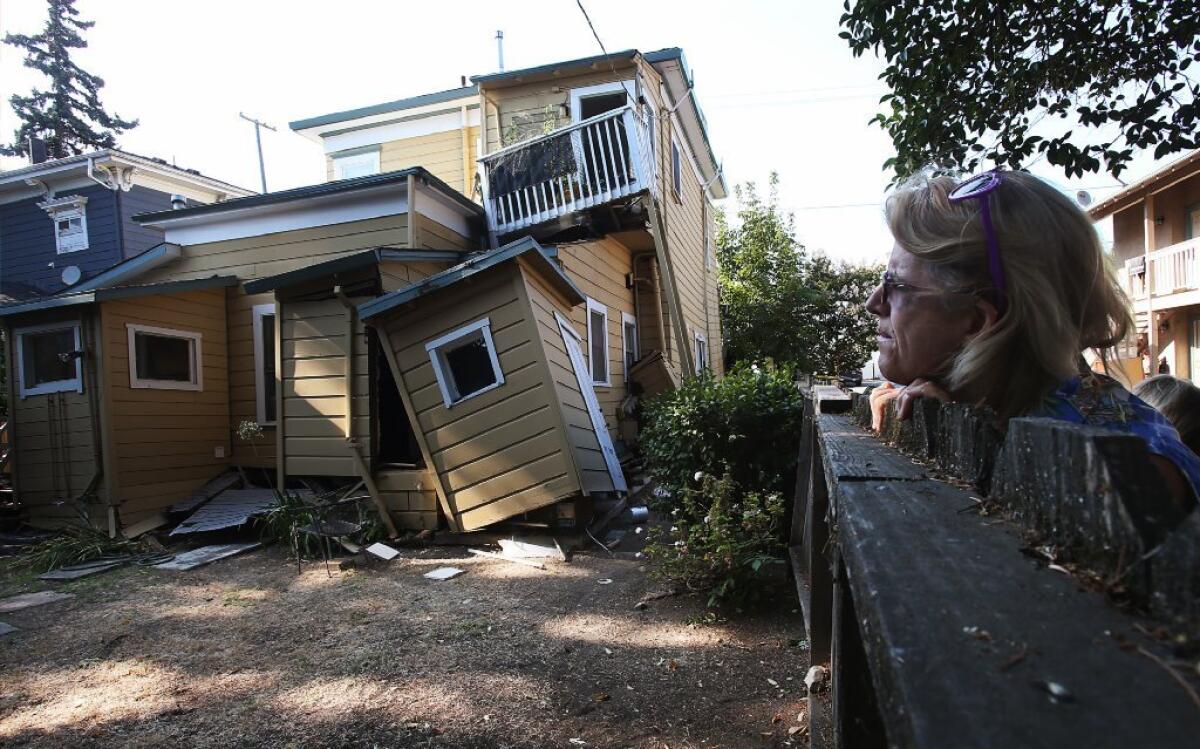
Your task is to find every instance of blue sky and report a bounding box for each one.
[0,0,1169,261]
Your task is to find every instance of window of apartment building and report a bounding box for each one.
[426,318,504,408]
[252,304,277,425]
[671,140,683,200]
[1187,203,1200,240]
[694,331,709,374]
[570,81,632,122]
[621,312,639,379]
[586,298,610,386]
[54,208,89,253]
[15,322,82,398]
[332,148,381,180]
[128,324,202,391]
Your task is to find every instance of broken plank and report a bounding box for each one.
[39,562,123,581]
[469,548,547,570]
[0,591,74,613]
[152,542,261,571]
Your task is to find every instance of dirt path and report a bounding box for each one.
[0,545,808,748]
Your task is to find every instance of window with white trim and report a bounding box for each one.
[16,322,82,398]
[586,298,610,386]
[570,80,632,122]
[694,331,709,374]
[621,311,639,379]
[54,208,89,253]
[127,324,203,391]
[332,149,381,180]
[252,304,277,425]
[426,318,505,408]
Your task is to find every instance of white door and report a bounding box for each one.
[556,313,628,492]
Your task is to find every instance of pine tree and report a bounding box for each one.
[1,0,137,159]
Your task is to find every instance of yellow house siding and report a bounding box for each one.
[100,288,230,523]
[522,265,613,493]
[279,297,371,477]
[377,265,577,530]
[137,215,411,285]
[8,310,99,524]
[229,288,276,467]
[379,259,447,292]
[556,237,636,438]
[415,213,476,250]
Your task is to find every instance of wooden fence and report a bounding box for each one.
[790,386,1200,748]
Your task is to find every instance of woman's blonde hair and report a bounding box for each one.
[885,170,1133,417]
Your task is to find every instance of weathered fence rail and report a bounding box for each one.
[792,388,1200,748]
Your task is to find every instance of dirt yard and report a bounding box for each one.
[0,543,809,748]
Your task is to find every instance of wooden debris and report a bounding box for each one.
[424,567,465,581]
[0,591,74,613]
[152,542,261,571]
[468,548,547,570]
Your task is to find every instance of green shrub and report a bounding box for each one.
[641,364,805,501]
[645,472,787,610]
[640,365,804,610]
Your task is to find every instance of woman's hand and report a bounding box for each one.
[896,378,952,420]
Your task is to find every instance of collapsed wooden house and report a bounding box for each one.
[1,47,725,535]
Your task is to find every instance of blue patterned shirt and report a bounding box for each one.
[1033,374,1200,501]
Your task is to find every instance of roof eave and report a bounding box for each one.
[1088,149,1200,221]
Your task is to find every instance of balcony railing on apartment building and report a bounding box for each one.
[1122,237,1200,302]
[478,106,655,237]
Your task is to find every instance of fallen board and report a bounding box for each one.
[0,621,16,636]
[366,542,400,560]
[170,471,242,515]
[152,542,261,571]
[170,489,300,535]
[0,591,74,613]
[424,566,465,581]
[39,562,124,581]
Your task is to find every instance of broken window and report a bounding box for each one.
[16,323,81,397]
[426,318,505,408]
[587,298,609,386]
[128,324,202,390]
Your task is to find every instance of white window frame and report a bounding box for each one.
[425,317,505,409]
[38,194,90,254]
[694,331,709,374]
[15,322,83,398]
[671,139,683,202]
[621,311,639,380]
[586,297,611,387]
[252,303,277,426]
[127,323,203,391]
[569,80,634,123]
[332,148,381,180]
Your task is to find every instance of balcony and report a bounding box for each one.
[1122,237,1200,306]
[478,106,655,237]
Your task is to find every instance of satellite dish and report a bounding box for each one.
[1076,190,1093,207]
[61,265,81,286]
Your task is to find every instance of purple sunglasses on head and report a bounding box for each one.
[947,170,1008,315]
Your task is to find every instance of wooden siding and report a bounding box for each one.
[381,126,481,195]
[279,297,371,477]
[379,259,449,292]
[414,213,476,251]
[7,310,101,524]
[229,288,276,467]
[556,237,635,439]
[377,263,580,530]
[99,288,230,525]
[116,185,173,259]
[376,468,441,530]
[136,214,411,284]
[521,264,614,494]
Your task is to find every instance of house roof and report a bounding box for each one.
[0,275,239,318]
[135,166,483,225]
[243,248,466,294]
[288,85,479,133]
[1089,149,1200,221]
[470,49,641,87]
[0,148,252,198]
[358,236,583,321]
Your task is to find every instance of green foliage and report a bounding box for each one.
[20,526,149,573]
[717,174,882,375]
[641,366,806,502]
[2,0,137,158]
[641,367,804,610]
[257,490,328,560]
[646,473,787,610]
[840,0,1200,181]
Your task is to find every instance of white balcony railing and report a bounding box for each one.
[1122,237,1200,301]
[478,105,655,236]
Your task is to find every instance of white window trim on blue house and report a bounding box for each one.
[37,194,90,254]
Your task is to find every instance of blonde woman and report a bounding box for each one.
[866,170,1199,510]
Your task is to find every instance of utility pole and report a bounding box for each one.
[239,112,276,193]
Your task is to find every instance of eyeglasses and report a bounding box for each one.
[947,170,1008,315]
[878,270,977,305]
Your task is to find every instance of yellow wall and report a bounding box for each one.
[326,125,481,197]
[100,288,230,525]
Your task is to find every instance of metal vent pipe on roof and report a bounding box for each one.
[170,194,187,210]
[496,30,504,72]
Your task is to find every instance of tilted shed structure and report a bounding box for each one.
[359,237,628,531]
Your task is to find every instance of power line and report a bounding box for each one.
[575,0,609,59]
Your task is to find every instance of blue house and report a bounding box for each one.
[0,150,251,300]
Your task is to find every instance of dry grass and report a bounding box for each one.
[0,545,808,748]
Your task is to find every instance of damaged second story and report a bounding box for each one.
[292,47,728,391]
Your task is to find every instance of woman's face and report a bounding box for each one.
[865,245,979,385]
